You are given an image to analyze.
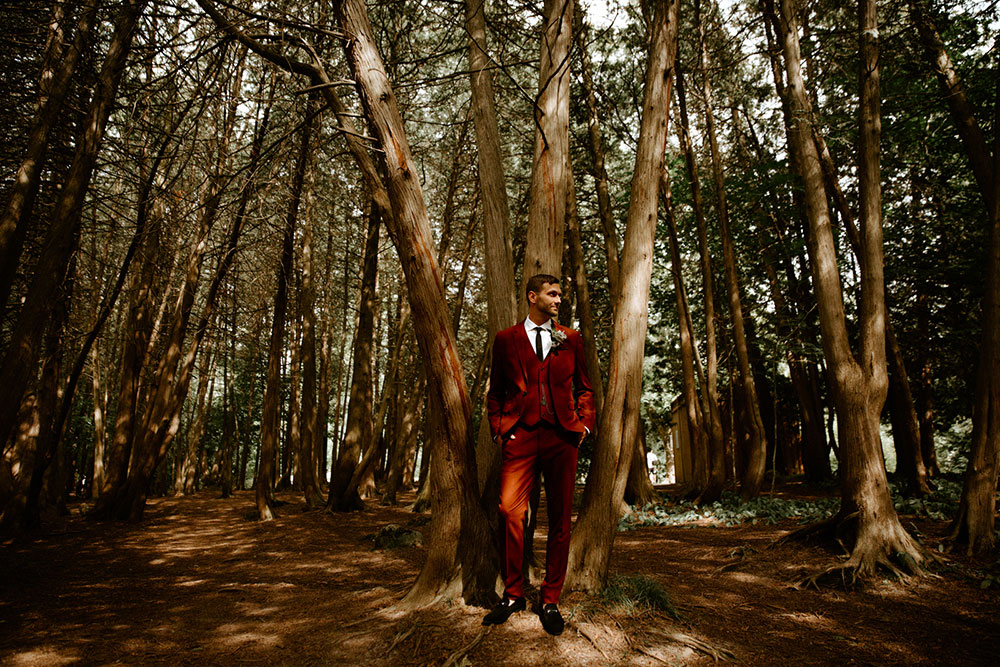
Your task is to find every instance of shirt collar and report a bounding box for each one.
[524,317,553,333]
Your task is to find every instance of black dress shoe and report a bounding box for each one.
[482,597,526,626]
[539,603,564,636]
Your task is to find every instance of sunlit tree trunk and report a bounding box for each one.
[337,0,498,606]
[521,0,574,289]
[565,0,679,592]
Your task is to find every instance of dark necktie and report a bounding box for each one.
[534,326,544,361]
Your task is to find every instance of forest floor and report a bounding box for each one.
[2,483,999,666]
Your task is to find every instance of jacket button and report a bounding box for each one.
[522,391,527,396]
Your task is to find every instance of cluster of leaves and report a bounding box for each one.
[592,574,682,620]
[891,477,964,522]
[618,492,840,530]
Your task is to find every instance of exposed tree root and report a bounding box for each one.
[643,627,736,662]
[441,628,487,667]
[715,545,762,573]
[575,623,613,661]
[386,621,422,653]
[781,510,943,589]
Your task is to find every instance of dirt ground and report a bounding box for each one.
[2,486,998,666]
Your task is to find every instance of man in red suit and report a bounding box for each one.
[482,274,595,635]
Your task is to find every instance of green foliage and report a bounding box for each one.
[594,574,681,619]
[891,477,963,521]
[935,419,973,474]
[618,492,840,530]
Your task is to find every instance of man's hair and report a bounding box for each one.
[526,273,560,300]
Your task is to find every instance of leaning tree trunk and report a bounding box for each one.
[909,0,1000,555]
[565,0,679,592]
[0,0,149,456]
[337,0,494,608]
[0,0,98,317]
[778,0,929,577]
[520,0,574,293]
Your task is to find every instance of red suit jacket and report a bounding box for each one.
[487,321,596,440]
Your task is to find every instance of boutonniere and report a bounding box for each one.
[550,328,567,351]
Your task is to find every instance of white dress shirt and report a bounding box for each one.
[524,318,553,360]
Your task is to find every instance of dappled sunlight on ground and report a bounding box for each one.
[1,488,998,665]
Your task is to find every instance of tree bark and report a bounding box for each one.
[464,0,518,599]
[337,0,494,607]
[949,60,1000,555]
[910,0,995,212]
[0,0,149,455]
[327,207,379,512]
[565,0,679,592]
[777,0,929,576]
[694,0,768,500]
[0,0,98,318]
[675,69,725,502]
[576,13,620,297]
[663,169,711,497]
[521,0,575,289]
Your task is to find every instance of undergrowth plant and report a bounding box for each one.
[589,574,682,619]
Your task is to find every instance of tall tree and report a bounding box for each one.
[565,0,679,591]
[335,0,494,607]
[777,0,929,575]
[694,0,768,500]
[0,0,150,454]
[521,0,575,290]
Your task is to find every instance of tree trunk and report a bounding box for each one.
[521,0,574,289]
[663,171,711,496]
[694,0,768,500]
[0,0,98,318]
[910,0,995,212]
[886,324,933,496]
[0,0,149,455]
[778,0,929,576]
[624,421,658,507]
[675,69,725,503]
[949,65,1000,555]
[175,346,216,495]
[337,0,495,607]
[576,13,620,297]
[464,0,518,600]
[327,207,379,512]
[565,0,679,592]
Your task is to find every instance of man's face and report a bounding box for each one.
[529,282,562,319]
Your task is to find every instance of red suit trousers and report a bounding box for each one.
[498,421,579,605]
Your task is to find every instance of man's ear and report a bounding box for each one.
[527,291,537,305]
